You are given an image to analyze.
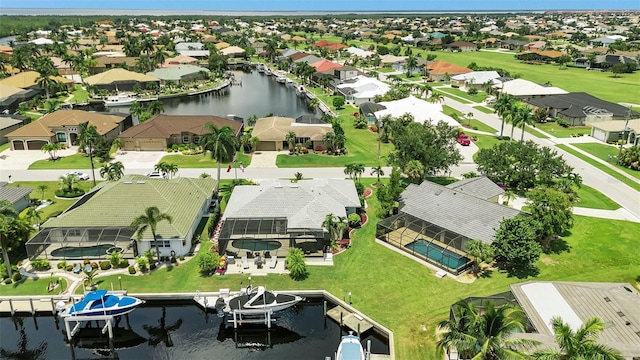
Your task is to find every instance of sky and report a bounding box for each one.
[7,0,640,11]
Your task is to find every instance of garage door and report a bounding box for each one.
[256,142,276,151]
[592,129,606,142]
[12,140,24,150]
[27,140,47,150]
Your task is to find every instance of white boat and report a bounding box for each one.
[226,286,304,313]
[103,93,137,107]
[256,63,265,73]
[58,290,144,318]
[336,334,366,360]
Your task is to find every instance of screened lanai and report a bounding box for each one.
[217,217,328,258]
[376,212,473,274]
[26,227,136,260]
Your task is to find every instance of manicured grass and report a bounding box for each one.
[524,125,550,139]
[437,88,472,104]
[439,87,487,103]
[442,105,462,117]
[471,133,504,151]
[25,111,43,120]
[460,119,497,134]
[0,277,68,296]
[28,153,107,170]
[572,143,640,181]
[557,144,640,192]
[8,180,96,221]
[535,122,591,138]
[159,151,251,169]
[0,142,10,153]
[71,84,89,103]
[576,184,621,210]
[472,105,495,114]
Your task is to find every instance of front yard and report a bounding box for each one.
[28,153,106,170]
[535,121,592,138]
[572,143,640,181]
[159,151,251,169]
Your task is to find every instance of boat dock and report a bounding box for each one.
[326,304,373,335]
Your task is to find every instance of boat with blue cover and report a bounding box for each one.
[336,334,366,360]
[58,290,144,318]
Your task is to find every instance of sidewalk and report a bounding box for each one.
[505,195,639,222]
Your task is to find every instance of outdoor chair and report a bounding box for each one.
[84,264,93,273]
[72,264,82,274]
[241,256,250,269]
[269,256,278,269]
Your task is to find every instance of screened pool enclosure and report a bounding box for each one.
[376,213,473,274]
[26,227,136,260]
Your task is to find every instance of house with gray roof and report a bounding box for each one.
[376,178,520,274]
[146,65,209,85]
[26,175,217,260]
[219,179,360,257]
[0,182,33,212]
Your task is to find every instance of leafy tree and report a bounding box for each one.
[465,239,494,276]
[404,160,425,183]
[25,206,42,230]
[308,98,320,110]
[526,187,574,248]
[100,161,125,181]
[619,145,640,170]
[533,317,624,360]
[201,124,238,185]
[476,141,576,192]
[130,206,173,264]
[492,216,542,271]
[332,96,345,109]
[437,299,538,360]
[1,200,31,279]
[197,251,219,274]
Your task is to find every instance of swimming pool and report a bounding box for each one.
[404,239,470,270]
[50,244,115,258]
[231,239,282,252]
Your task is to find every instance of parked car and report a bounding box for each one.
[64,171,90,180]
[146,171,164,179]
[485,96,496,104]
[457,133,471,146]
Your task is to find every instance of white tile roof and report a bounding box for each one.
[375,96,461,127]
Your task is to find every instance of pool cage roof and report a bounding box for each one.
[219,217,290,240]
[377,212,471,247]
[26,227,135,258]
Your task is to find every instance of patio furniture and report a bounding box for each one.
[269,256,278,269]
[241,256,249,269]
[72,264,82,274]
[84,264,93,273]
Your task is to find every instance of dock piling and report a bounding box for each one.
[29,298,34,315]
[9,299,14,316]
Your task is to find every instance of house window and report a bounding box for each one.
[182,135,190,143]
[151,240,171,248]
[193,136,200,144]
[56,132,67,142]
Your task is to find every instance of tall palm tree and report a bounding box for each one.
[0,200,18,279]
[130,101,145,121]
[59,173,79,192]
[405,54,418,77]
[465,239,493,276]
[130,206,173,264]
[25,206,42,230]
[36,185,48,202]
[518,107,537,142]
[437,300,538,360]
[370,165,384,184]
[494,94,514,139]
[146,100,164,116]
[200,123,238,186]
[100,161,125,181]
[534,317,624,360]
[285,131,297,152]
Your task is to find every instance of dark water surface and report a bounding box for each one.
[105,70,321,120]
[0,299,389,359]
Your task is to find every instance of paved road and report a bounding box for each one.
[443,97,640,220]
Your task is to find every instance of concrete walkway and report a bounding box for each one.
[249,150,287,168]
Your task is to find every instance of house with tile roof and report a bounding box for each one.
[6,110,131,151]
[0,115,25,145]
[219,179,360,257]
[495,78,568,99]
[376,178,519,274]
[146,65,210,85]
[26,175,218,259]
[84,68,160,92]
[0,71,74,91]
[310,59,342,73]
[118,114,242,151]
[336,76,391,105]
[426,61,472,82]
[0,182,33,212]
[252,116,332,151]
[374,96,461,128]
[450,71,500,89]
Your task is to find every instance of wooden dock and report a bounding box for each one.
[326,305,373,334]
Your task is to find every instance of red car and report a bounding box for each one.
[457,133,471,146]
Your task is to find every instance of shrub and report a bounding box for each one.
[12,272,22,282]
[348,213,362,227]
[370,125,378,133]
[354,181,365,196]
[83,259,90,265]
[54,188,86,198]
[57,261,67,269]
[198,251,218,274]
[451,84,460,88]
[4,279,12,285]
[91,262,98,269]
[136,257,147,272]
[286,248,308,281]
[179,255,185,261]
[99,261,112,270]
[353,116,368,129]
[315,146,323,152]
[110,251,122,267]
[65,264,73,271]
[31,258,51,271]
[149,263,156,270]
[556,118,570,128]
[170,256,177,263]
[128,265,136,274]
[118,259,129,268]
[467,87,478,95]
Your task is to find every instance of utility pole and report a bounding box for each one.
[616,109,631,165]
[88,139,96,186]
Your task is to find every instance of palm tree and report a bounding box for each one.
[111,138,124,154]
[146,100,164,116]
[437,300,538,360]
[130,101,145,122]
[36,72,59,101]
[130,206,173,264]
[518,107,537,142]
[494,94,514,139]
[36,184,48,202]
[285,131,297,152]
[25,206,42,230]
[200,123,238,186]
[322,213,348,243]
[41,142,61,160]
[428,91,444,104]
[465,239,493,276]
[405,54,418,77]
[370,166,385,184]
[308,98,320,110]
[59,173,79,192]
[100,161,125,181]
[534,317,624,360]
[0,200,19,279]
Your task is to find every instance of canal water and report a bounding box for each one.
[0,298,389,359]
[105,70,321,120]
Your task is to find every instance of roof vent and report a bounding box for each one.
[123,181,133,184]
[604,297,611,302]
[617,311,625,317]
[137,181,146,184]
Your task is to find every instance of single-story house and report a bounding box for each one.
[444,41,477,52]
[508,281,640,359]
[335,76,391,105]
[89,56,138,74]
[162,54,199,67]
[499,39,528,50]
[26,175,218,259]
[495,78,568,99]
[358,102,387,123]
[524,40,546,51]
[118,114,242,151]
[426,61,472,81]
[0,84,39,113]
[0,115,26,144]
[590,119,640,145]
[0,71,74,91]
[146,65,210,85]
[444,176,504,203]
[293,54,322,65]
[588,36,623,47]
[344,47,374,58]
[0,181,33,212]
[380,54,407,72]
[219,179,360,257]
[220,46,246,58]
[84,68,160,92]
[376,178,519,274]
[374,96,461,127]
[450,71,500,89]
[6,110,131,151]
[252,116,333,151]
[523,92,639,126]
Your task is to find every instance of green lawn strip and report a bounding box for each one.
[25,112,43,120]
[0,277,69,296]
[524,125,549,139]
[440,87,487,103]
[571,143,640,181]
[71,84,89,103]
[0,142,10,152]
[9,180,96,221]
[471,133,504,151]
[442,105,462,117]
[28,153,107,170]
[437,88,472,104]
[576,184,621,210]
[416,50,640,104]
[535,122,591,138]
[472,105,494,114]
[460,119,497,133]
[159,151,251,169]
[556,144,640,192]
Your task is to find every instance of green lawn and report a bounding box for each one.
[472,105,495,114]
[159,151,251,169]
[524,125,550,139]
[438,87,487,103]
[571,143,640,181]
[471,133,504,151]
[71,84,89,103]
[437,89,472,104]
[536,122,591,138]
[9,180,97,221]
[28,153,107,170]
[460,119,497,134]
[576,184,621,210]
[0,277,69,296]
[557,144,640,192]
[0,142,10,153]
